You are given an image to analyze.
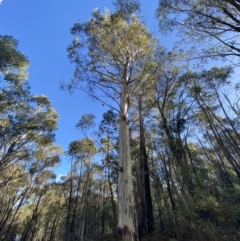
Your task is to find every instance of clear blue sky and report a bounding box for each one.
[0,0,159,174]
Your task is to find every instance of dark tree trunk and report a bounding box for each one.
[138,99,154,240]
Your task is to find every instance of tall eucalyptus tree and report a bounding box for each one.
[65,7,158,241]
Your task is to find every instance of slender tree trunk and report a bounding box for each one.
[21,194,42,241]
[49,206,60,241]
[107,157,117,232]
[78,170,91,241]
[117,76,138,241]
[138,98,154,240]
[65,161,74,241]
[101,177,105,237]
[106,135,117,233]
[196,97,240,179]
[157,101,194,196]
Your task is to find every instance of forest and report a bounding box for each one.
[1,0,240,240]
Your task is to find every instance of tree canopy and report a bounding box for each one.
[157,0,240,61]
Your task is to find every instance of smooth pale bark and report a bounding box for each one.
[117,77,137,241]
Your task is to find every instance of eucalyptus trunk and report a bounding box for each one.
[117,79,137,241]
[138,98,154,240]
